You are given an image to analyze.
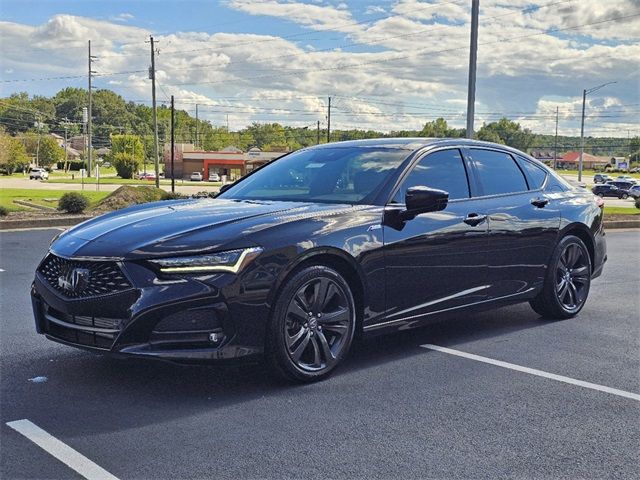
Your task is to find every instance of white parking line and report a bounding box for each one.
[421,344,640,401]
[6,419,119,480]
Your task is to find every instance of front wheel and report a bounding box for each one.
[620,193,629,199]
[530,235,591,319]
[266,265,356,382]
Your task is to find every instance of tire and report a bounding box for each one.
[620,193,628,199]
[597,193,604,197]
[529,235,591,319]
[266,265,356,383]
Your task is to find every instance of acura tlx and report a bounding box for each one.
[32,138,606,382]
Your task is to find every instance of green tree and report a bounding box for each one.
[0,132,30,174]
[109,135,144,178]
[420,118,450,137]
[476,118,534,151]
[37,135,64,167]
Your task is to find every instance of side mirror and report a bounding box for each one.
[403,186,449,218]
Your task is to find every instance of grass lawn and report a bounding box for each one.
[603,206,640,216]
[0,188,110,212]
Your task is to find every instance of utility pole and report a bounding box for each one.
[195,104,199,149]
[35,116,42,167]
[149,36,160,188]
[579,81,616,182]
[466,0,479,139]
[63,125,68,171]
[88,40,96,177]
[170,95,175,193]
[327,96,331,143]
[554,106,558,170]
[317,120,320,145]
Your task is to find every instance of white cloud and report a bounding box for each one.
[365,6,386,15]
[0,2,638,136]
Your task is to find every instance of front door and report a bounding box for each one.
[381,148,489,328]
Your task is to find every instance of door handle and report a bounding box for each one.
[464,213,487,226]
[531,198,549,208]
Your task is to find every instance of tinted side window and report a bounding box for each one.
[517,156,547,190]
[470,149,528,196]
[392,149,470,203]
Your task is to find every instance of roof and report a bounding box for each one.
[561,151,609,163]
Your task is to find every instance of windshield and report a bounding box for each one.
[217,147,409,204]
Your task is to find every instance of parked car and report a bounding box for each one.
[593,173,611,184]
[615,175,637,184]
[592,184,628,199]
[137,172,156,181]
[605,180,634,192]
[627,185,640,199]
[190,171,203,181]
[29,168,49,180]
[31,139,606,382]
[208,173,221,182]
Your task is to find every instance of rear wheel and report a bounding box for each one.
[266,265,356,382]
[530,235,591,319]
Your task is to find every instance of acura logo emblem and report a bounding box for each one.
[58,268,90,293]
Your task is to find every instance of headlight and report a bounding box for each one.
[149,247,263,274]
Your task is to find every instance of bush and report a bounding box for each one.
[56,160,87,171]
[163,191,186,200]
[112,152,141,179]
[58,192,89,214]
[0,205,8,217]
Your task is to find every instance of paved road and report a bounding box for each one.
[1,229,638,479]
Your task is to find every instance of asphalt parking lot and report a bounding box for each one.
[1,228,638,479]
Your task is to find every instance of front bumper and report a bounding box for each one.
[31,256,275,364]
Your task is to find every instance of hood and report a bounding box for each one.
[51,198,351,259]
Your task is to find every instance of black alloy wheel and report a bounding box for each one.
[266,265,356,382]
[554,243,590,313]
[530,235,591,319]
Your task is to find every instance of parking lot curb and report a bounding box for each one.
[604,220,640,229]
[0,216,93,230]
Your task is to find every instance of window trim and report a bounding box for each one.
[515,154,549,192]
[386,147,473,206]
[462,146,537,199]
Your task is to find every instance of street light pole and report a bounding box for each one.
[578,81,616,182]
[466,0,480,139]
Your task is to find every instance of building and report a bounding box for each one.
[49,133,64,147]
[164,144,285,180]
[556,151,610,170]
[609,157,629,170]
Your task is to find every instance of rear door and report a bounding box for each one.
[381,148,489,326]
[464,148,561,300]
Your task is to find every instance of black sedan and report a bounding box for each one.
[592,183,629,199]
[32,139,607,382]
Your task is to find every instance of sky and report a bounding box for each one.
[0,0,638,137]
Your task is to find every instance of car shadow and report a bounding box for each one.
[2,302,547,438]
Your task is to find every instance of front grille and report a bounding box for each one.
[38,253,131,299]
[43,305,122,350]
